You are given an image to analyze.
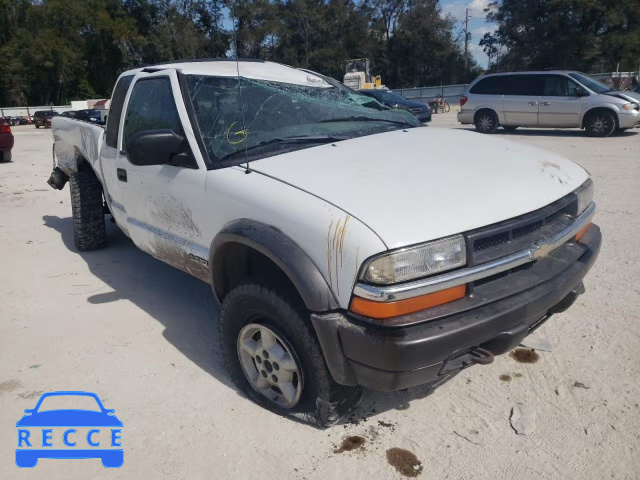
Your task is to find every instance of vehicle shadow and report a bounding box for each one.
[456,125,638,137]
[42,215,232,390]
[42,214,453,427]
[500,128,638,138]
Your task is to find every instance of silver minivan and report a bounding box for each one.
[458,71,640,137]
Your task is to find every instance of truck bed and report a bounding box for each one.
[52,117,105,178]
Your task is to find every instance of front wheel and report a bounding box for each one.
[585,111,616,137]
[475,111,499,134]
[219,283,360,426]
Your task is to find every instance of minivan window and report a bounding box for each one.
[470,76,506,95]
[106,74,134,148]
[569,73,611,94]
[505,75,543,96]
[542,75,582,96]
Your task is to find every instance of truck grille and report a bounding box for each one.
[465,193,578,266]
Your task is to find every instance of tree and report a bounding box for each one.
[481,0,640,72]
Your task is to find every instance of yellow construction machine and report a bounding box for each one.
[343,59,384,90]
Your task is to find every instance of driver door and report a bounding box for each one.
[115,70,211,280]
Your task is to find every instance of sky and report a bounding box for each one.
[440,0,497,68]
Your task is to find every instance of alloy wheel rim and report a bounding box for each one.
[590,116,608,134]
[479,115,494,131]
[237,323,303,409]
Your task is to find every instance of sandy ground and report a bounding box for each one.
[1,117,639,479]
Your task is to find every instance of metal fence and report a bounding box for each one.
[395,84,469,105]
[0,105,73,117]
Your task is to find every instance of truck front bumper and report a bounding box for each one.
[311,225,601,391]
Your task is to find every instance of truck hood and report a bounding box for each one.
[251,127,589,249]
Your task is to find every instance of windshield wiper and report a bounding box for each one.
[220,135,348,160]
[318,115,412,126]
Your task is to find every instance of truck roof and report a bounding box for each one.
[121,59,332,88]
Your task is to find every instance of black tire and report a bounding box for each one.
[0,151,11,163]
[219,283,360,426]
[35,124,40,129]
[503,125,518,131]
[585,110,616,137]
[69,170,106,251]
[475,110,499,134]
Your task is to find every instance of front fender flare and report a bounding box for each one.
[210,219,339,312]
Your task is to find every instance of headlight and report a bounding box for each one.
[575,179,594,216]
[362,235,466,284]
[622,103,639,111]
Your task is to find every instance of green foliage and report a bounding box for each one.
[0,0,474,106]
[482,0,640,72]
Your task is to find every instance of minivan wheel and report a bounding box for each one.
[219,283,360,426]
[475,111,499,133]
[585,111,616,137]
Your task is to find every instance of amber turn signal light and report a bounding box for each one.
[350,285,466,319]
[575,222,591,242]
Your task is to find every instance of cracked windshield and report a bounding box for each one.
[186,74,419,167]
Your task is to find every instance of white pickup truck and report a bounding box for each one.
[49,60,601,426]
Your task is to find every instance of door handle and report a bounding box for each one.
[540,102,551,106]
[117,168,127,182]
[528,101,538,106]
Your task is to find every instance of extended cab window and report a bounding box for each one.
[123,77,196,168]
[105,74,134,148]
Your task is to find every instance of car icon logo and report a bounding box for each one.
[16,391,123,468]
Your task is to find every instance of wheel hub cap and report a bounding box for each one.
[237,324,303,409]
[480,115,493,130]
[591,116,607,133]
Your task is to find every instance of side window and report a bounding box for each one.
[566,78,581,96]
[105,75,134,148]
[543,75,570,96]
[506,75,543,96]
[470,76,505,95]
[123,78,183,151]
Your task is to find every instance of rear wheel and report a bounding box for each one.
[0,151,11,163]
[585,111,616,137]
[219,283,360,426]
[475,111,499,134]
[69,170,106,251]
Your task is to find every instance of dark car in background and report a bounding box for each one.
[74,109,104,124]
[61,111,77,119]
[358,89,432,123]
[33,110,60,129]
[0,118,15,162]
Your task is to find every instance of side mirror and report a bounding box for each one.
[575,88,589,97]
[127,129,186,166]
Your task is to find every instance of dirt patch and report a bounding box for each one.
[378,420,395,428]
[333,436,366,454]
[509,348,540,364]
[514,373,523,378]
[386,448,423,477]
[499,374,512,382]
[0,379,22,395]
